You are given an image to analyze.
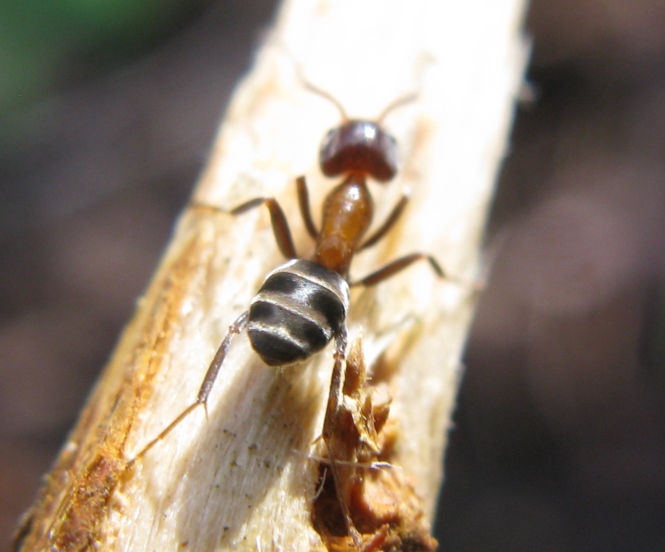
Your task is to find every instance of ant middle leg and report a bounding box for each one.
[351,252,444,287]
[296,176,319,239]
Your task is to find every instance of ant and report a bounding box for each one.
[129,84,445,486]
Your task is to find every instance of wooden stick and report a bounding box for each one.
[13,0,528,550]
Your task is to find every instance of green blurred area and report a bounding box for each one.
[0,0,201,112]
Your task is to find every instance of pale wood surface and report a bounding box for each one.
[14,0,528,550]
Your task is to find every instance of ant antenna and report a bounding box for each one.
[283,50,349,120]
[269,39,351,120]
[374,50,434,122]
[301,80,349,121]
[304,79,418,126]
[281,39,432,124]
[302,76,418,125]
[375,92,418,124]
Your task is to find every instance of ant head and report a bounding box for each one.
[319,120,398,182]
[302,78,419,182]
[303,84,417,183]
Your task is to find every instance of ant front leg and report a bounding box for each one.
[358,193,409,251]
[128,311,249,466]
[191,197,297,260]
[295,176,319,239]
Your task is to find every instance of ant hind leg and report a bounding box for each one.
[128,311,250,466]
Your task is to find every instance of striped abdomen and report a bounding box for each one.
[247,259,350,366]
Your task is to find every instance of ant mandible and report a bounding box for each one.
[129,83,445,464]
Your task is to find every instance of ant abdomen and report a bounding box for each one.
[247,259,349,366]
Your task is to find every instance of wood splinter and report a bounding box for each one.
[313,335,438,551]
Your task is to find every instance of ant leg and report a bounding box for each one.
[322,328,347,443]
[296,176,319,239]
[194,310,250,411]
[324,441,362,548]
[191,198,297,260]
[321,328,362,547]
[128,311,249,465]
[358,194,409,250]
[351,252,444,287]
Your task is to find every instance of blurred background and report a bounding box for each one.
[1,1,664,550]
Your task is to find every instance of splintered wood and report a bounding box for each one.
[312,336,438,551]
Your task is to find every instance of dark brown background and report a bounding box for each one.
[2,1,665,550]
